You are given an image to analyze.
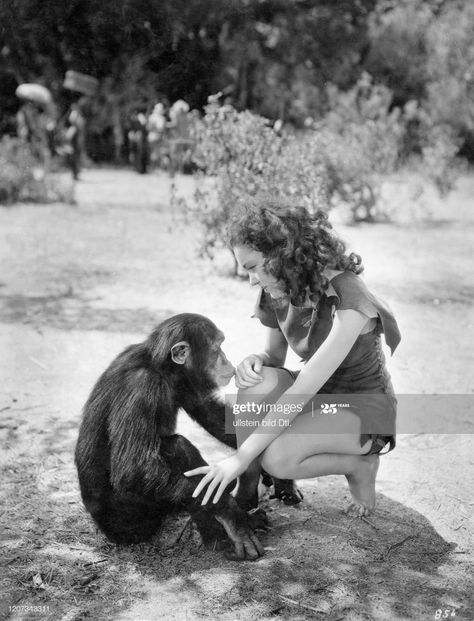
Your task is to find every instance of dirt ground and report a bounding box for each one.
[0,168,473,621]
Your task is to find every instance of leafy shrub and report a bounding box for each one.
[187,99,329,271]
[314,73,405,221]
[186,79,405,267]
[0,137,73,205]
[421,125,462,197]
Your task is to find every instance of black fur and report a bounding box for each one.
[75,313,263,560]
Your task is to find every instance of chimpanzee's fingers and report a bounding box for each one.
[243,537,260,560]
[250,532,265,556]
[224,541,245,561]
[212,480,229,505]
[201,475,222,506]
[191,471,215,498]
[183,466,210,477]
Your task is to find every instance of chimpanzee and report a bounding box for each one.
[75,313,300,560]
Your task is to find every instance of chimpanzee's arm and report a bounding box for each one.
[183,393,237,449]
[108,371,176,498]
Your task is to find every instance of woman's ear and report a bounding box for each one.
[170,341,191,364]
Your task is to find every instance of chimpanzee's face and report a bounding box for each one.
[206,333,235,387]
[233,245,287,301]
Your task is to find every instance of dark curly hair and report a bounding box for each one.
[229,195,363,306]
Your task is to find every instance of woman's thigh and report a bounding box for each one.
[261,408,371,472]
[235,367,295,445]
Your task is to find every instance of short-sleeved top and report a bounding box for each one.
[253,270,401,375]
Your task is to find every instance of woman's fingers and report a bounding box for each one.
[201,475,222,505]
[235,356,264,387]
[242,360,263,381]
[183,466,210,478]
[236,370,263,388]
[190,470,215,498]
[235,376,261,389]
[212,479,229,505]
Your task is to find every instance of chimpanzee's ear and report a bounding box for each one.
[170,341,191,364]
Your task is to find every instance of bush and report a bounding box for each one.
[186,79,405,268]
[316,73,404,221]
[0,137,73,205]
[187,98,329,271]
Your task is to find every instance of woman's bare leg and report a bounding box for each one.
[236,367,379,515]
[262,449,379,516]
[236,367,302,503]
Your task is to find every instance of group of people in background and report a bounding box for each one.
[16,86,194,180]
[127,99,194,175]
[16,92,87,181]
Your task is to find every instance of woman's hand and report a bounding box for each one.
[235,354,265,388]
[184,454,249,505]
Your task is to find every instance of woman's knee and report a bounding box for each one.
[238,366,294,399]
[261,441,293,480]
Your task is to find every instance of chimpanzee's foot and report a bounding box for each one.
[193,514,228,550]
[344,455,379,517]
[270,479,304,505]
[246,507,269,531]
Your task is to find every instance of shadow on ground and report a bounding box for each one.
[1,417,470,621]
[0,291,175,333]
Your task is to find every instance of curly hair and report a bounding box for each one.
[229,195,363,306]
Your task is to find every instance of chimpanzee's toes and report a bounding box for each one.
[246,507,269,531]
[224,532,264,561]
[270,479,304,505]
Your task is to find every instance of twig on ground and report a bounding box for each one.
[28,357,47,369]
[83,559,108,567]
[9,404,47,412]
[318,519,349,532]
[380,529,423,560]
[360,516,379,530]
[170,517,193,547]
[278,594,328,614]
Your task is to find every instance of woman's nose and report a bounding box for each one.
[248,273,260,286]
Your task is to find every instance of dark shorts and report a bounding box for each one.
[280,367,396,455]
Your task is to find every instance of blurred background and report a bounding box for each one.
[1,0,473,207]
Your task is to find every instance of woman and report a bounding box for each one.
[185,197,401,517]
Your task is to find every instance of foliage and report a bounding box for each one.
[421,125,462,197]
[1,0,472,166]
[366,0,474,161]
[0,137,73,205]
[424,2,474,150]
[186,83,406,268]
[319,73,404,220]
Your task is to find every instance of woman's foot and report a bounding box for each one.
[344,454,379,517]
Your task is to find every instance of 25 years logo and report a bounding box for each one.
[320,403,350,414]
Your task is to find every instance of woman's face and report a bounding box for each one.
[233,245,287,300]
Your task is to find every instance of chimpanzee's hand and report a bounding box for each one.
[184,455,248,505]
[235,354,265,388]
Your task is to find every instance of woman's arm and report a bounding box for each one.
[237,309,368,463]
[185,309,368,503]
[236,328,288,388]
[257,327,288,367]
